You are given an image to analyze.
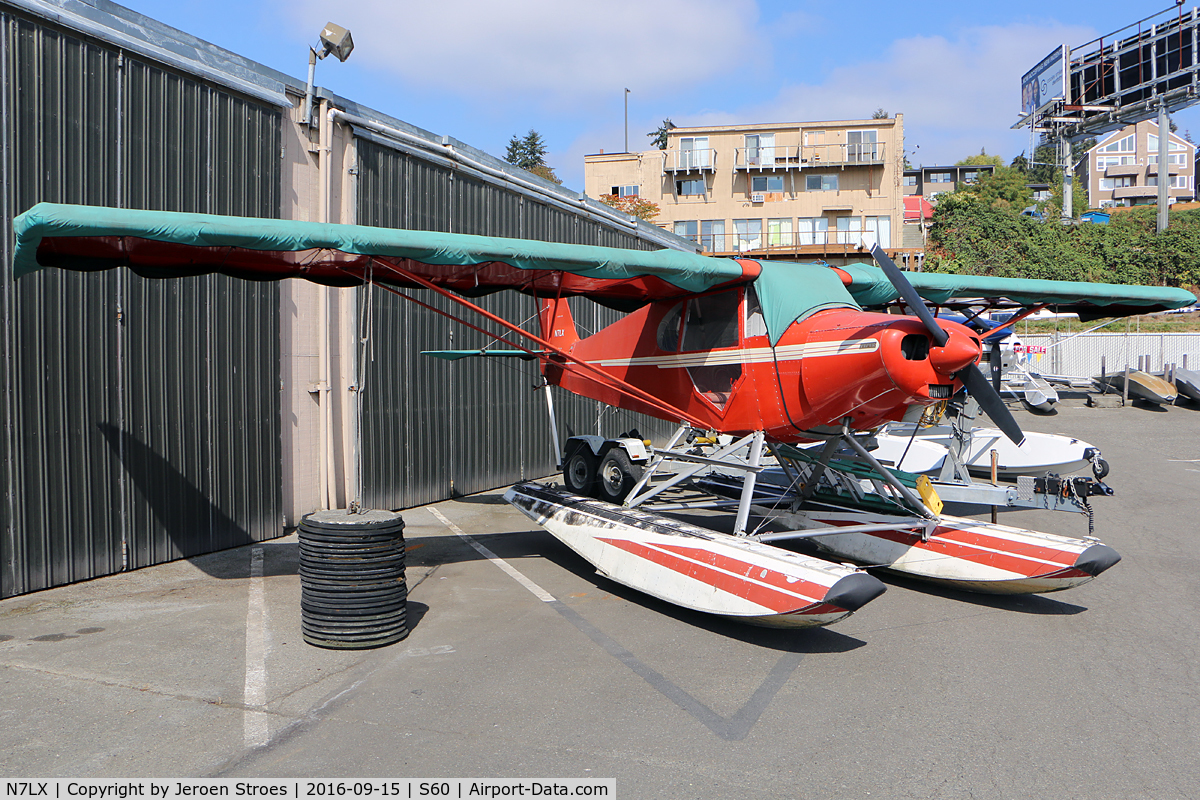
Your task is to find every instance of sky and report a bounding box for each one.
[115,0,1200,190]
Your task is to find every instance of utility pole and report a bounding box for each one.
[1060,128,1074,225]
[1157,102,1170,233]
[624,88,630,153]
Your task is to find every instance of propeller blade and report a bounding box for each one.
[868,242,948,347]
[868,243,1024,446]
[959,364,1025,446]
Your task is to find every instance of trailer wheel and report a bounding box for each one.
[564,450,598,495]
[597,449,643,503]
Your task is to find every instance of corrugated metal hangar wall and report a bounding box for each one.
[0,0,685,597]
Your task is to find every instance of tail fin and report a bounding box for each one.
[539,296,579,350]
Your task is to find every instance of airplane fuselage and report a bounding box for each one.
[543,286,983,442]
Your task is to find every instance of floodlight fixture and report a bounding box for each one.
[318,23,354,63]
[303,21,355,126]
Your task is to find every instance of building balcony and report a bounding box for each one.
[672,230,896,259]
[800,141,887,167]
[1103,163,1143,177]
[1111,185,1190,199]
[662,149,717,173]
[733,146,803,170]
[1105,162,1181,178]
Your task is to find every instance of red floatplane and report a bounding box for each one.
[12,203,1195,627]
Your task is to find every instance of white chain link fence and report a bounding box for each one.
[1018,332,1200,377]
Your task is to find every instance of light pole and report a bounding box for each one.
[624,88,630,153]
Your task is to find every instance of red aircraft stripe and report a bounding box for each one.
[930,526,1078,566]
[652,541,831,600]
[596,537,833,614]
[816,520,1080,575]
[815,519,1076,577]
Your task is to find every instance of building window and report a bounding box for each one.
[847,129,879,161]
[701,219,725,251]
[1100,176,1133,190]
[767,218,793,247]
[1148,153,1188,165]
[805,174,838,191]
[679,136,710,169]
[1099,134,1135,153]
[864,216,891,248]
[751,175,784,193]
[835,216,861,245]
[1098,155,1136,168]
[745,133,776,166]
[927,172,952,183]
[676,178,706,196]
[733,219,762,251]
[962,170,980,184]
[903,174,918,186]
[1147,175,1191,189]
[610,185,639,197]
[797,217,829,245]
[673,220,698,242]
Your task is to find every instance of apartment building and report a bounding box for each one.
[584,116,906,263]
[1078,120,1196,208]
[902,164,996,198]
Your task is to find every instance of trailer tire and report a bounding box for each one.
[564,449,599,495]
[597,449,642,503]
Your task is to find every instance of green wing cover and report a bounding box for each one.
[12,203,749,299]
[837,262,1195,318]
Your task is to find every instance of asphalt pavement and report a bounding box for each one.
[2,401,1198,799]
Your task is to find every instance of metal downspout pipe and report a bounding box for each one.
[317,98,337,510]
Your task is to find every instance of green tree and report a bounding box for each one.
[1040,169,1088,219]
[973,165,1034,209]
[871,108,889,119]
[647,118,675,150]
[505,129,549,171]
[956,148,1004,167]
[504,129,561,183]
[924,191,1200,289]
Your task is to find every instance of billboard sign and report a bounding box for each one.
[1021,44,1069,115]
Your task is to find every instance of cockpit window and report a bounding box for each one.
[682,290,740,351]
[745,286,768,339]
[680,289,742,410]
[657,303,683,352]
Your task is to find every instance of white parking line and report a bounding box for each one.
[243,546,269,748]
[428,507,555,603]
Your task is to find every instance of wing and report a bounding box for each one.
[12,203,759,308]
[835,262,1195,319]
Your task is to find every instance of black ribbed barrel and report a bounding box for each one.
[299,509,407,649]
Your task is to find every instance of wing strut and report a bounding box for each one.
[351,260,710,429]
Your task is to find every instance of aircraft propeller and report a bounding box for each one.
[868,244,1025,446]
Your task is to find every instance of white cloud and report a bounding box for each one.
[285,0,760,107]
[737,23,1096,163]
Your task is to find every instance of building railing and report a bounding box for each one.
[662,148,717,172]
[733,146,802,169]
[669,229,892,255]
[664,142,887,172]
[800,141,886,166]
